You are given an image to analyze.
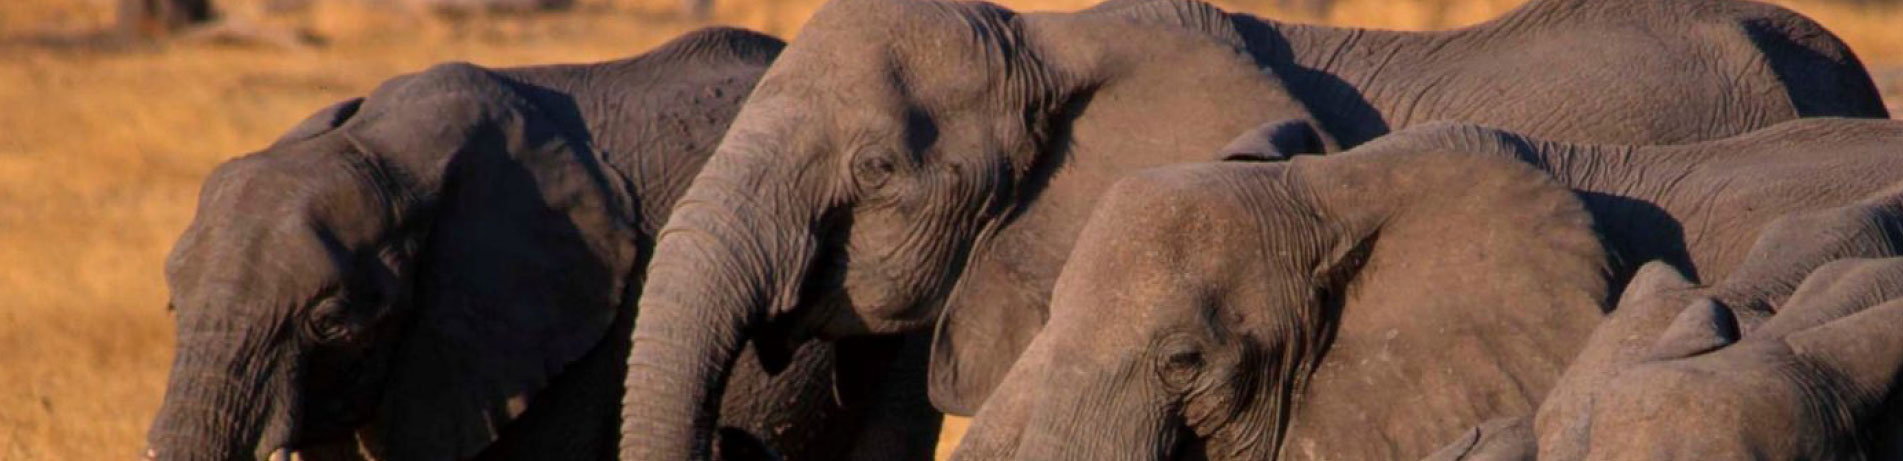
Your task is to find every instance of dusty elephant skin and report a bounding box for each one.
[966,150,1613,460]
[613,0,1889,457]
[1521,258,1903,460]
[146,28,939,461]
[1347,118,1903,287]
[969,118,1903,460]
[1227,0,1890,147]
[1431,193,1903,460]
[1432,183,1903,459]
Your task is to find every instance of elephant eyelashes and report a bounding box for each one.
[851,148,900,192]
[1157,337,1205,391]
[304,298,357,344]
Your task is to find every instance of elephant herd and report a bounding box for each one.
[142,0,1902,459]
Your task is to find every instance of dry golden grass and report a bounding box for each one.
[0,0,1895,459]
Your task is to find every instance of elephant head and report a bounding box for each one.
[960,146,1610,460]
[617,0,1328,457]
[1530,258,1903,459]
[148,61,638,460]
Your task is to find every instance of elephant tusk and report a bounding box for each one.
[267,448,292,461]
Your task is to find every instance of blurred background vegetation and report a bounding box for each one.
[0,0,1897,459]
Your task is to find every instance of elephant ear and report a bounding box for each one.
[343,63,639,459]
[927,255,1050,415]
[1276,147,1611,456]
[1534,260,1700,448]
[1212,118,1324,162]
[1643,299,1739,361]
[269,98,365,148]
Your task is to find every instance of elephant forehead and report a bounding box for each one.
[778,0,1021,97]
[169,155,381,301]
[1073,176,1263,281]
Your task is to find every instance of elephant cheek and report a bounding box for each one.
[839,264,913,321]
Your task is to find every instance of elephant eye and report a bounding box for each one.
[851,148,899,191]
[305,298,356,343]
[1156,337,1204,391]
[1166,349,1203,369]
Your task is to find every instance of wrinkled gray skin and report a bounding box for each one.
[969,118,1903,460]
[1431,196,1903,459]
[1544,258,1903,459]
[1351,119,1903,287]
[1233,0,1888,148]
[615,0,1889,457]
[969,150,1613,460]
[1420,417,1536,461]
[1512,258,1903,460]
[147,28,939,461]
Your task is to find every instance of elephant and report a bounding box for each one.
[961,146,1614,460]
[1222,0,1887,148]
[613,0,1890,456]
[1533,258,1903,459]
[145,27,940,461]
[1327,118,1903,286]
[1427,197,1903,460]
[1433,258,1903,460]
[956,117,1903,459]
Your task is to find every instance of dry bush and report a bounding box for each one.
[0,0,1895,459]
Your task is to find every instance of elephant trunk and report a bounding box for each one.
[147,312,292,461]
[950,328,1057,459]
[1006,324,1181,461]
[1016,374,1177,461]
[619,133,824,460]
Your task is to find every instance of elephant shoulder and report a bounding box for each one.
[1079,0,1242,46]
[1689,118,1903,156]
[558,28,788,236]
[368,61,509,105]
[491,27,782,99]
[647,27,785,68]
[1362,122,1539,162]
[634,28,784,104]
[1678,0,1888,117]
[1762,117,1903,143]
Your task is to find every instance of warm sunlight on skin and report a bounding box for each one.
[0,0,1895,459]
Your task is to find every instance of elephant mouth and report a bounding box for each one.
[791,248,948,334]
[776,208,966,335]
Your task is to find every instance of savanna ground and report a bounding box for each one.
[0,0,1898,458]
